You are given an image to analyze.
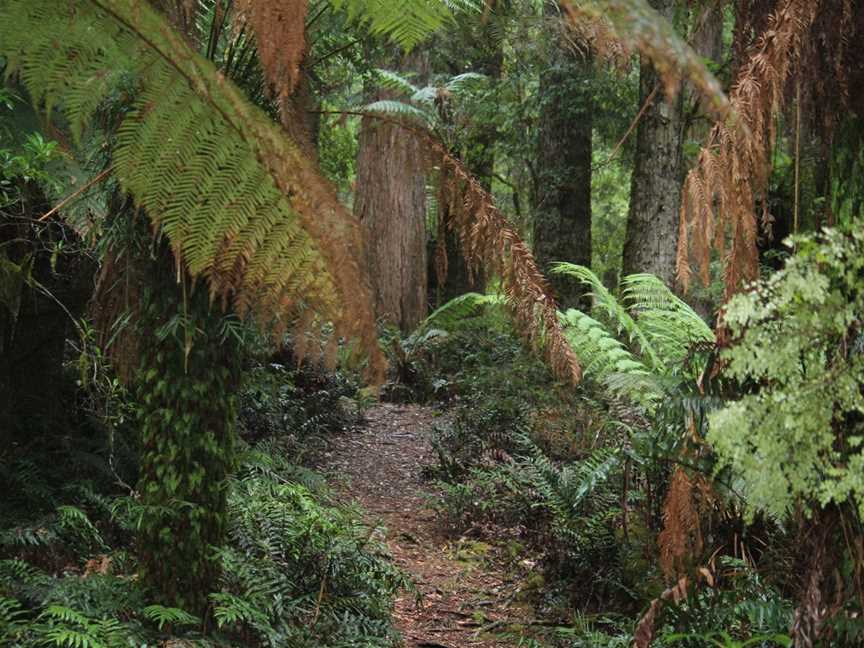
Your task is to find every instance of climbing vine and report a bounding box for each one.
[136,270,241,613]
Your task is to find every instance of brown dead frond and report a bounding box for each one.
[560,0,730,119]
[558,3,631,69]
[234,0,308,102]
[658,467,713,580]
[428,141,582,385]
[678,0,822,297]
[634,567,715,648]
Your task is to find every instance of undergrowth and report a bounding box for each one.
[0,354,405,648]
[394,295,795,647]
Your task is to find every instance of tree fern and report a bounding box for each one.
[361,68,487,130]
[361,99,436,124]
[0,0,383,374]
[330,0,482,50]
[552,264,713,375]
[621,273,714,367]
[558,308,651,392]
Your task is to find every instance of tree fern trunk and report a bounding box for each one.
[135,258,241,615]
[354,53,428,333]
[532,0,593,310]
[622,0,685,288]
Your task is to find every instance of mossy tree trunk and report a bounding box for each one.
[135,264,240,614]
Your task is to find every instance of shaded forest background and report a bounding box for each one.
[1,0,863,647]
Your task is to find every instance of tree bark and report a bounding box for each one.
[532,0,593,310]
[622,0,686,288]
[354,54,428,332]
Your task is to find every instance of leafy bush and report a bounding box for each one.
[238,351,362,446]
[709,228,864,521]
[0,438,408,648]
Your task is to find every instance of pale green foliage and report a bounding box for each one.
[708,228,864,521]
[559,308,647,384]
[331,0,482,50]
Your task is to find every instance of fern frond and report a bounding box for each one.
[552,263,662,369]
[361,99,435,124]
[621,273,714,368]
[419,292,506,332]
[372,68,420,97]
[0,596,26,642]
[444,72,487,93]
[141,605,200,630]
[519,435,621,529]
[0,0,384,378]
[559,308,649,383]
[330,0,482,50]
[561,0,729,119]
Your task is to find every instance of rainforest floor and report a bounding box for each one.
[317,403,540,648]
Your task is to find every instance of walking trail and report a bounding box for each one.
[319,403,538,648]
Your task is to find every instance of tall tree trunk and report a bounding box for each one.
[622,0,685,288]
[354,54,428,332]
[532,0,593,310]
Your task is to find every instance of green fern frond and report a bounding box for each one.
[518,435,621,533]
[362,99,435,124]
[444,72,487,93]
[141,605,200,630]
[330,0,482,50]
[0,596,26,642]
[559,307,647,377]
[621,273,714,367]
[419,292,506,332]
[372,68,420,97]
[0,0,382,372]
[551,263,662,369]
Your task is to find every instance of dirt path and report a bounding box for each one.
[319,403,535,648]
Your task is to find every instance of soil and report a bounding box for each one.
[318,403,539,648]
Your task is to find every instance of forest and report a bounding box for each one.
[0,0,862,646]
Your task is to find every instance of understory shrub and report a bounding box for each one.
[1,354,404,647]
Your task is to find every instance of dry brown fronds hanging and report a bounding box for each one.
[556,3,631,70]
[658,467,704,580]
[429,141,583,385]
[234,0,308,101]
[561,0,730,119]
[678,0,821,296]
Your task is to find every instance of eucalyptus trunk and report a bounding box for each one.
[622,0,686,288]
[354,54,428,332]
[532,0,593,309]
